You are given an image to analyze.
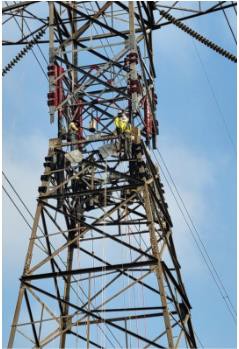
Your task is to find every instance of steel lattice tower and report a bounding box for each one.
[4,1,235,348]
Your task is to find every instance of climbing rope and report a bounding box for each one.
[160,10,237,63]
[2,26,46,77]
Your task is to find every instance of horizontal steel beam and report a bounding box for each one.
[22,260,157,281]
[43,184,140,200]
[2,1,38,13]
[58,1,128,39]
[68,330,102,348]
[22,281,166,349]
[91,306,165,312]
[2,29,144,45]
[74,312,176,326]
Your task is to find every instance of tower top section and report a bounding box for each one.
[47,2,158,148]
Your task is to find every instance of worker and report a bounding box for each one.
[68,121,79,147]
[69,121,79,133]
[114,112,132,159]
[114,112,131,135]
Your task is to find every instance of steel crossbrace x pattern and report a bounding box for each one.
[6,1,234,348]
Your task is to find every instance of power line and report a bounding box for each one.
[157,149,236,315]
[2,172,125,347]
[11,0,48,65]
[192,40,236,155]
[3,166,206,346]
[3,3,236,345]
[220,4,237,44]
[193,329,204,349]
[2,171,35,220]
[152,148,236,323]
[4,1,48,80]
[231,1,237,15]
[2,185,32,230]
[2,185,49,255]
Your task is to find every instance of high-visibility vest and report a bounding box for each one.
[69,122,78,132]
[114,117,131,133]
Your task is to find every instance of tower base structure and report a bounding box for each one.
[8,135,197,348]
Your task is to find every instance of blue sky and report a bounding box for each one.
[2,2,237,348]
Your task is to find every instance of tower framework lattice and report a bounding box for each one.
[6,1,234,348]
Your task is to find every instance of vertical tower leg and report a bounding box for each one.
[143,184,174,348]
[8,204,43,348]
[6,3,197,348]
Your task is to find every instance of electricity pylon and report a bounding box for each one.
[6,2,200,348]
